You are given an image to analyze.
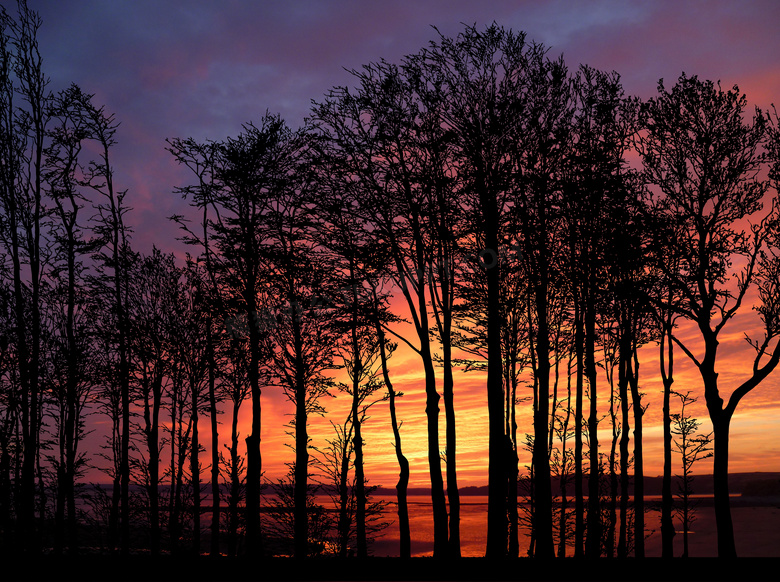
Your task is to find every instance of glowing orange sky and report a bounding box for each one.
[248,288,780,490]
[29,0,780,489]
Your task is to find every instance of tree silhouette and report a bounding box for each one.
[509,46,572,560]
[43,83,100,554]
[0,0,49,552]
[312,61,452,557]
[2,11,780,563]
[311,170,392,557]
[639,73,780,557]
[168,114,301,555]
[217,318,251,557]
[415,24,561,558]
[130,247,180,555]
[367,279,410,558]
[261,135,338,559]
[670,390,712,557]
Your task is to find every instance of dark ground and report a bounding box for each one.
[3,556,779,582]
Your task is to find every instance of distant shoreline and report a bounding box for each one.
[371,471,780,497]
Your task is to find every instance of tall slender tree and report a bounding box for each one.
[311,62,451,557]
[639,73,780,557]
[168,114,298,555]
[43,84,98,554]
[0,0,49,552]
[262,135,338,558]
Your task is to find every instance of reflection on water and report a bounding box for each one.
[365,495,780,558]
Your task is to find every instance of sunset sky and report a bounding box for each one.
[27,0,780,489]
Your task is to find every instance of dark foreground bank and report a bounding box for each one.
[3,556,779,582]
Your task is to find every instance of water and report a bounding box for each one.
[365,494,780,557]
[184,490,780,557]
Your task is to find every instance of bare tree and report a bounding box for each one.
[43,84,98,554]
[670,390,712,557]
[0,0,50,552]
[639,73,780,557]
[168,114,298,555]
[311,62,451,556]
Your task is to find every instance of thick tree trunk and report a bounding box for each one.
[700,327,737,558]
[711,412,736,557]
[423,349,448,558]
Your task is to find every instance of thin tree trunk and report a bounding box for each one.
[337,419,351,557]
[660,315,675,557]
[375,313,410,558]
[191,373,201,556]
[618,330,630,558]
[228,394,241,558]
[557,362,573,558]
[573,301,585,557]
[245,295,263,557]
[442,328,461,559]
[507,351,520,558]
[585,300,600,557]
[293,302,308,559]
[532,289,554,559]
[353,392,367,558]
[630,350,645,557]
[207,324,220,557]
[483,183,507,559]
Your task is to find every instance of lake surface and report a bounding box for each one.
[366,494,780,557]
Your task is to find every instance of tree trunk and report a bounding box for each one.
[573,301,585,557]
[483,185,507,559]
[293,307,308,559]
[617,332,630,558]
[660,316,675,557]
[191,374,200,556]
[337,422,351,557]
[711,412,736,557]
[208,330,220,558]
[376,317,410,559]
[630,351,645,558]
[507,363,520,558]
[245,298,263,556]
[423,349,448,558]
[532,290,554,559]
[353,395,367,558]
[442,324,461,558]
[585,300,600,557]
[228,395,241,558]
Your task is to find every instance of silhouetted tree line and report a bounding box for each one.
[1,2,780,560]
